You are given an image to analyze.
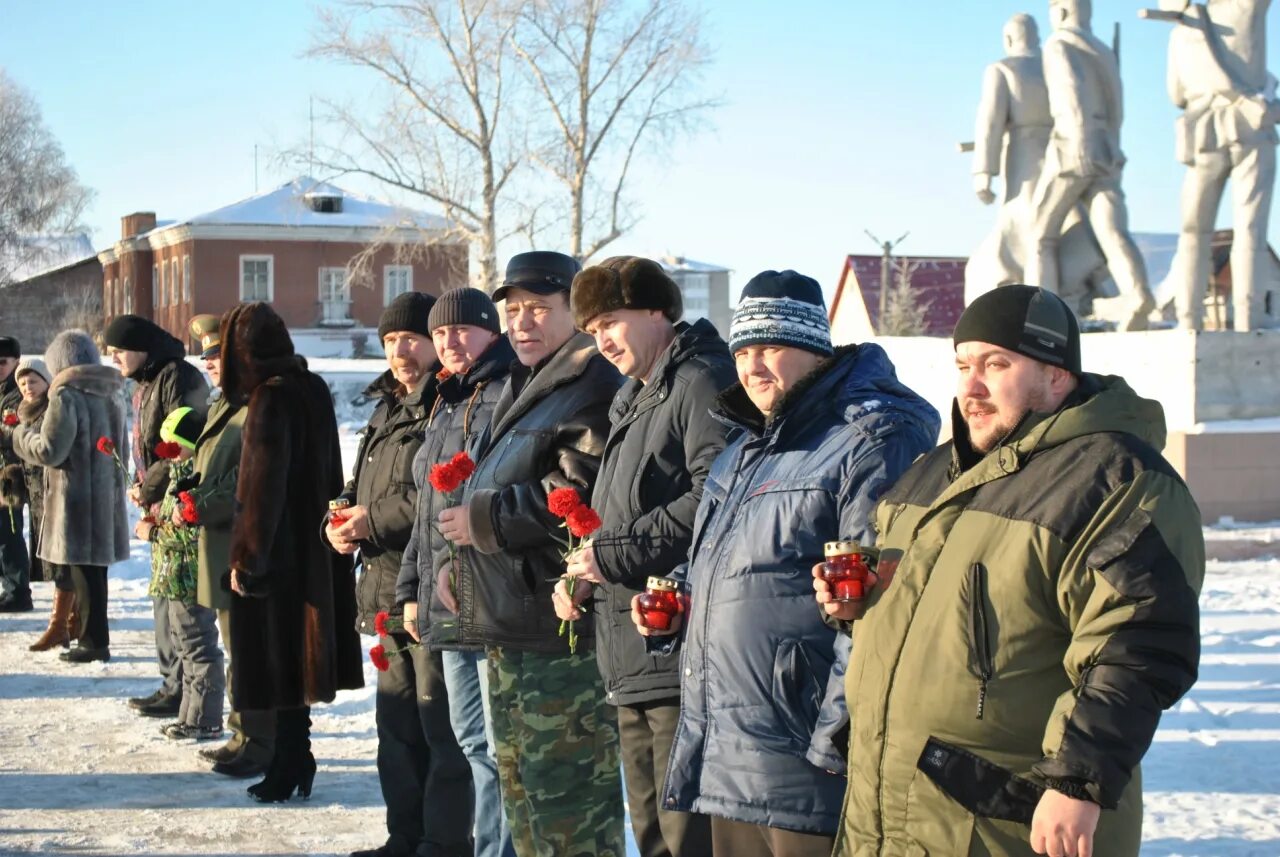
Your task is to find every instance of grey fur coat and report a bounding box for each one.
[10,331,131,568]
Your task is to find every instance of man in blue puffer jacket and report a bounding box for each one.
[633,270,939,856]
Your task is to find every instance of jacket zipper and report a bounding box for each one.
[969,562,994,720]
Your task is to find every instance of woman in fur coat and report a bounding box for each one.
[1,357,78,651]
[221,303,362,802]
[6,331,131,663]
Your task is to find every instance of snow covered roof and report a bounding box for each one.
[658,255,730,274]
[1,233,97,285]
[147,177,449,236]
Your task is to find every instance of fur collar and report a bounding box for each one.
[50,364,126,398]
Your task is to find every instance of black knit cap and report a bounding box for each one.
[429,287,501,334]
[378,291,437,339]
[953,285,1081,374]
[492,251,581,302]
[103,314,164,353]
[0,337,18,359]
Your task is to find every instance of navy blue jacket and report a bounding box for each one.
[662,343,939,835]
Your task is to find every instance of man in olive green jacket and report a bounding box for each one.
[181,314,275,777]
[817,286,1204,857]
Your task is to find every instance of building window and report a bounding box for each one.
[240,255,273,302]
[384,265,413,305]
[124,276,132,313]
[169,258,178,306]
[183,255,191,303]
[319,267,351,324]
[680,272,711,319]
[153,263,162,307]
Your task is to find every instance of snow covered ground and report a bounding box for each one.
[1,492,1277,854]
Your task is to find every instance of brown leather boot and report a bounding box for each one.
[29,590,74,652]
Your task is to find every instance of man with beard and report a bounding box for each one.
[819,286,1205,857]
[331,292,472,857]
[0,335,32,613]
[104,315,209,719]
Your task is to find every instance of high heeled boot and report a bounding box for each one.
[248,707,314,803]
[29,589,74,651]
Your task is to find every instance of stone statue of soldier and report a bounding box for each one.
[1025,0,1156,330]
[1152,0,1277,330]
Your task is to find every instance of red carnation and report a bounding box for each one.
[369,644,391,672]
[2,413,17,427]
[436,368,453,382]
[566,505,602,539]
[177,491,200,525]
[547,487,582,519]
[450,451,476,481]
[374,610,391,637]
[96,436,116,456]
[155,441,182,460]
[430,462,462,493]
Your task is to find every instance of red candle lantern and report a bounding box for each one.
[637,576,681,631]
[328,498,351,527]
[822,541,879,602]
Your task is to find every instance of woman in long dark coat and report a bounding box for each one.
[220,302,363,802]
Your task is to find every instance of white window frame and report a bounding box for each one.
[169,258,178,306]
[153,263,162,307]
[240,255,274,302]
[319,266,352,323]
[182,255,191,303]
[383,265,413,305]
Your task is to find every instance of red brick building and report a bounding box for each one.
[98,177,467,349]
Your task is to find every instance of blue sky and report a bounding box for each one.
[5,1,1279,302]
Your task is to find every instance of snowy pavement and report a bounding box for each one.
[1,519,1277,855]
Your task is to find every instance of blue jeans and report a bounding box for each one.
[442,649,516,857]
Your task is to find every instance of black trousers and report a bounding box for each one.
[618,699,713,857]
[708,817,834,857]
[67,565,108,649]
[375,632,473,857]
[0,503,30,601]
[217,609,276,765]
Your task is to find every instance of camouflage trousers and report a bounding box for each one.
[487,646,625,857]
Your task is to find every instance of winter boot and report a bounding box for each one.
[29,589,74,651]
[248,707,314,802]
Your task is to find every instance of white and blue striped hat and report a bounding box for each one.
[729,270,833,357]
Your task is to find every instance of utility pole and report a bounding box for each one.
[865,230,909,334]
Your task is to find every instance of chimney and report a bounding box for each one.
[122,212,157,239]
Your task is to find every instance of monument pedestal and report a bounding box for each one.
[869,329,1280,522]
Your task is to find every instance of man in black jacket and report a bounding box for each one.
[556,256,733,857]
[435,251,626,857]
[105,315,209,719]
[328,292,472,857]
[0,334,32,613]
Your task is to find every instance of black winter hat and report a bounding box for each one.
[729,270,833,357]
[571,256,683,329]
[429,288,501,334]
[952,284,1081,374]
[0,337,19,359]
[104,314,164,354]
[378,291,437,340]
[492,251,581,302]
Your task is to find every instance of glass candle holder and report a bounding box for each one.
[328,498,351,527]
[637,576,680,631]
[822,541,879,602]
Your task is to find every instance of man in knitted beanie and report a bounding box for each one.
[335,290,473,857]
[819,284,1203,857]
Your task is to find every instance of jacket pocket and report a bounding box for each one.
[771,639,831,749]
[965,562,995,720]
[915,736,1044,825]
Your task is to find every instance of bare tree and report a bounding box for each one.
[879,259,931,336]
[305,0,526,291]
[511,0,715,261]
[0,70,94,286]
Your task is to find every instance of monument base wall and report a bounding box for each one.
[869,329,1280,522]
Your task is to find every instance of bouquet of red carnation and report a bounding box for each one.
[177,491,200,525]
[545,487,603,653]
[367,610,425,672]
[430,451,477,594]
